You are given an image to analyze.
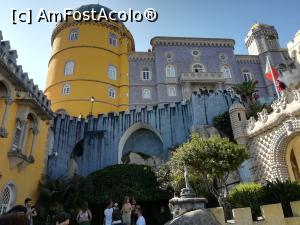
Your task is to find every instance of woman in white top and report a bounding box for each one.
[104,199,114,225]
[77,202,92,225]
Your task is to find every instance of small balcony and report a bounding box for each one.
[180,72,225,83]
[7,150,35,168]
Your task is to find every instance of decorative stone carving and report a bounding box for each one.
[257,108,268,123]
[271,94,287,113]
[247,117,256,131]
[292,90,300,102]
[283,120,295,135]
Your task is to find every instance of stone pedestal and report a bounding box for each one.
[169,187,208,217]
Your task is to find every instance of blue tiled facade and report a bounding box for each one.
[129,24,291,108]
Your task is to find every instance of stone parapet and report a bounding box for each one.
[208,201,300,225]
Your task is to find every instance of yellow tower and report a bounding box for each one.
[45,4,135,117]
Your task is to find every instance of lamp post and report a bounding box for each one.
[90,96,95,115]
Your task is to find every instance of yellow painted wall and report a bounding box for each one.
[45,21,134,117]
[0,75,50,207]
[286,136,300,181]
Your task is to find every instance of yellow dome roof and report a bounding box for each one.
[251,23,272,31]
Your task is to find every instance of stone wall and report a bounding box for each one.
[209,201,300,225]
[47,92,235,178]
[243,90,300,182]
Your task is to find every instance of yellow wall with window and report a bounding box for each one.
[45,9,135,117]
[0,72,52,212]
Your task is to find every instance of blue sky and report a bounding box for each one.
[0,0,299,90]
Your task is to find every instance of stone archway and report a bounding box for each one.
[118,123,164,164]
[68,140,84,177]
[269,119,300,181]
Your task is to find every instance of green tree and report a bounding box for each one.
[170,133,248,207]
[233,80,258,105]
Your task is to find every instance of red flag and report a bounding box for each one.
[265,58,280,82]
[276,80,287,92]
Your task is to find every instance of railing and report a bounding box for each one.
[180,72,225,83]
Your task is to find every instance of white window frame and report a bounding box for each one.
[141,67,151,81]
[108,87,116,99]
[165,65,176,78]
[167,86,177,97]
[109,33,118,46]
[62,84,71,95]
[108,65,117,80]
[192,63,205,73]
[69,29,79,41]
[142,88,151,99]
[64,61,75,76]
[221,65,232,78]
[242,70,252,82]
[0,184,16,215]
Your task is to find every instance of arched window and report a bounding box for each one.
[166,65,176,77]
[108,65,117,80]
[242,69,252,81]
[69,29,79,41]
[64,61,74,76]
[12,119,22,152]
[108,88,116,99]
[62,84,71,95]
[109,33,117,46]
[0,184,16,214]
[141,67,151,80]
[192,64,205,73]
[142,88,151,99]
[291,50,297,60]
[221,65,232,78]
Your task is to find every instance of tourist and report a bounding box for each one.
[135,206,146,225]
[112,208,124,225]
[24,198,37,225]
[55,213,70,225]
[0,213,30,225]
[131,197,137,225]
[121,196,131,225]
[104,199,114,225]
[76,202,92,225]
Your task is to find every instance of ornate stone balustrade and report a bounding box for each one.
[180,72,225,83]
[246,90,300,137]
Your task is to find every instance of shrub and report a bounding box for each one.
[213,112,234,141]
[261,180,300,217]
[228,182,263,220]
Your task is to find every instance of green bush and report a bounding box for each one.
[228,182,263,220]
[81,164,171,204]
[213,112,234,141]
[261,180,300,217]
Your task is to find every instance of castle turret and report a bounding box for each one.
[45,4,135,117]
[229,102,247,145]
[229,102,253,182]
[245,23,280,55]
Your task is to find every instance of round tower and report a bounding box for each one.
[229,102,247,145]
[45,4,135,117]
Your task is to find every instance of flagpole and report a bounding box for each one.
[266,56,280,98]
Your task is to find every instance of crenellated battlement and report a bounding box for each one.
[0,30,52,117]
[209,200,300,225]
